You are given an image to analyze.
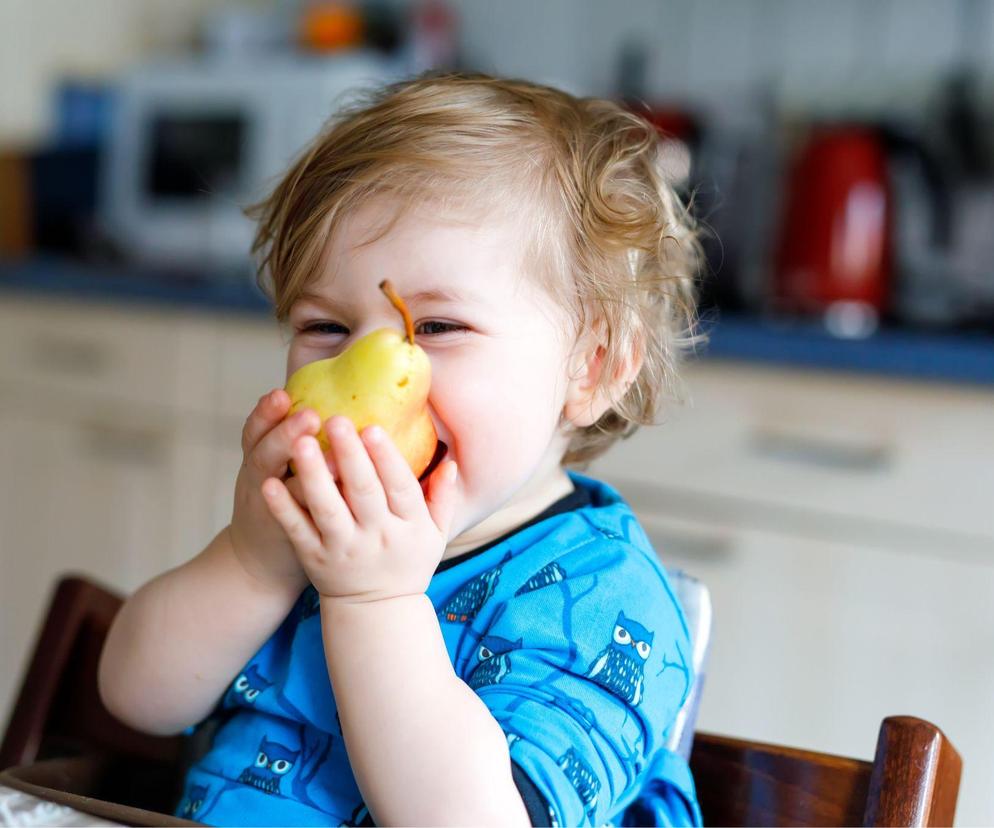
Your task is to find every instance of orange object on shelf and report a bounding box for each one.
[0,152,33,256]
[300,2,364,51]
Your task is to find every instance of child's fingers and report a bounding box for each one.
[284,474,307,506]
[248,406,321,480]
[260,476,322,557]
[425,460,458,536]
[293,434,354,540]
[326,417,389,525]
[361,425,424,520]
[241,389,289,456]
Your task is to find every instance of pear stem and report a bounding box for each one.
[379,280,415,344]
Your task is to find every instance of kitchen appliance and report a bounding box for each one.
[891,75,994,329]
[100,52,402,274]
[773,114,994,332]
[772,125,891,332]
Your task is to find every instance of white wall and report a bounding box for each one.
[458,0,994,113]
[0,0,243,146]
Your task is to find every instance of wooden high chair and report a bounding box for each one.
[0,575,192,825]
[0,574,963,827]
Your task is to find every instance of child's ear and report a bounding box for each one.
[562,327,643,429]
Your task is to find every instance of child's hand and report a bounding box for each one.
[229,389,323,594]
[259,415,458,604]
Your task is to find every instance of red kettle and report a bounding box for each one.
[773,125,891,319]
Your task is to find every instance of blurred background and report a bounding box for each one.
[0,0,992,822]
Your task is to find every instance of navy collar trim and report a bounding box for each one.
[434,483,593,574]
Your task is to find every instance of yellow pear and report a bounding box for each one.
[284,280,439,478]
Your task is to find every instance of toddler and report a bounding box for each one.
[98,72,704,827]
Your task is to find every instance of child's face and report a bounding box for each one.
[286,197,579,549]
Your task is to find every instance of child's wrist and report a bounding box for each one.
[223,525,310,600]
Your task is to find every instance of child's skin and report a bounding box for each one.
[99,196,640,825]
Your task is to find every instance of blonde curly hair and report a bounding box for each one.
[248,71,705,467]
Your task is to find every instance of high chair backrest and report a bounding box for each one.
[0,575,184,771]
[664,569,712,759]
[616,569,711,825]
[689,715,962,826]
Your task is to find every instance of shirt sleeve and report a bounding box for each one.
[464,537,695,827]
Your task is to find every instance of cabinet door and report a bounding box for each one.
[0,408,179,724]
[202,315,289,546]
[165,423,236,571]
[635,509,994,827]
[202,439,246,550]
[594,362,994,541]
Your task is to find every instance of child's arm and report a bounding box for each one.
[260,420,530,825]
[97,526,305,736]
[322,595,531,827]
[98,389,323,736]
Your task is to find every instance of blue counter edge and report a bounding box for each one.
[0,256,274,316]
[695,311,994,387]
[2,257,993,387]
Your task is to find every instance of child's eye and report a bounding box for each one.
[416,320,466,336]
[299,321,348,336]
[299,320,466,337]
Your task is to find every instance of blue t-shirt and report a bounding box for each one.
[174,472,701,826]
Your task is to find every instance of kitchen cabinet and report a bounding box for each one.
[588,361,994,826]
[629,509,994,761]
[0,407,177,713]
[0,295,286,731]
[591,362,994,543]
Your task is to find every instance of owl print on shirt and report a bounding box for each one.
[467,634,522,690]
[559,747,600,824]
[514,561,567,595]
[586,611,653,706]
[228,663,273,706]
[238,736,298,795]
[439,553,511,623]
[177,783,209,821]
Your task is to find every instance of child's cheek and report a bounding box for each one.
[428,383,495,494]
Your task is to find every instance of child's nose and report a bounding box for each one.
[350,317,396,340]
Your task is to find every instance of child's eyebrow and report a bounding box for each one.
[297,287,479,308]
[405,287,475,305]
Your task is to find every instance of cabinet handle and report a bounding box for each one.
[81,421,167,466]
[28,336,111,377]
[749,428,893,473]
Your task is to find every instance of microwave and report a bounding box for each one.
[100,53,403,274]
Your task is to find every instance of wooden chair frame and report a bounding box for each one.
[690,717,961,826]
